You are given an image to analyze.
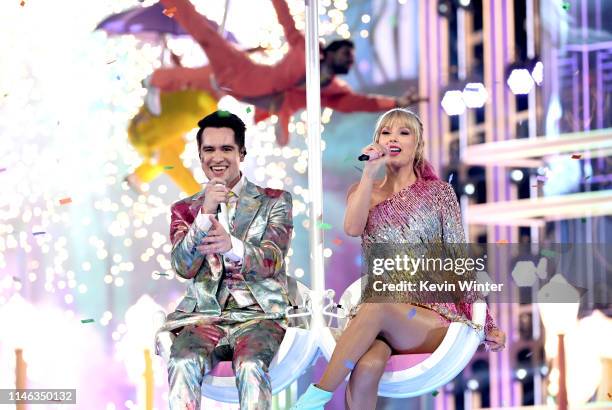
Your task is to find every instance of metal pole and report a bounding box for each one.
[304,0,325,328]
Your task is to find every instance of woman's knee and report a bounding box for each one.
[356,303,385,324]
[351,353,388,387]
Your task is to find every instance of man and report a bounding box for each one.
[151,0,424,145]
[159,110,293,409]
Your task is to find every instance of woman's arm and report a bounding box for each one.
[344,176,376,237]
[344,144,388,236]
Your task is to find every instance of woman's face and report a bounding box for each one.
[376,121,417,167]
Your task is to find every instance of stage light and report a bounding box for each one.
[441,90,466,116]
[462,82,488,108]
[532,62,544,85]
[516,368,528,380]
[510,169,524,182]
[464,183,475,195]
[507,69,535,95]
[467,379,479,390]
[458,0,471,7]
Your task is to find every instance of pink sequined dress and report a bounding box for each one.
[361,173,497,339]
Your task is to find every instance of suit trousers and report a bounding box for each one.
[168,317,285,410]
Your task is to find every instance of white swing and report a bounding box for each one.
[319,277,487,398]
[154,277,319,404]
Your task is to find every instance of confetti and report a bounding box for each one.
[525,351,533,358]
[536,175,548,182]
[155,272,169,276]
[0,167,6,173]
[163,166,174,170]
[343,359,355,370]
[531,185,539,188]
[584,175,591,180]
[162,6,177,17]
[571,154,582,159]
[318,222,332,230]
[407,307,417,319]
[12,276,21,282]
[581,217,587,223]
[32,231,46,236]
[496,239,508,244]
[448,173,454,184]
[20,0,25,6]
[353,165,363,173]
[80,319,95,324]
[431,391,439,397]
[561,1,570,11]
[540,249,556,259]
[59,197,72,205]
[332,238,343,246]
[218,110,230,117]
[390,16,397,26]
[116,75,121,80]
[246,107,252,113]
[106,59,117,65]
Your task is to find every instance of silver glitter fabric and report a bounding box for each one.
[361,179,498,337]
[167,317,285,410]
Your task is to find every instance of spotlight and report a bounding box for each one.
[510,169,524,182]
[507,69,535,95]
[441,90,466,116]
[462,82,488,108]
[467,379,479,390]
[458,0,471,7]
[516,368,528,380]
[437,0,452,17]
[464,183,475,195]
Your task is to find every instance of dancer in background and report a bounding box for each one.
[150,0,426,145]
[292,109,505,410]
[158,111,293,409]
[126,89,217,195]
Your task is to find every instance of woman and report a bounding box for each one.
[292,109,505,409]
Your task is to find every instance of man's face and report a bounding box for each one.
[199,127,243,186]
[329,46,355,75]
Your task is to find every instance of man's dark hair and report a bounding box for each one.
[196,110,247,156]
[323,39,355,56]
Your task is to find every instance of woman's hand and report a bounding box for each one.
[485,328,506,352]
[361,143,388,178]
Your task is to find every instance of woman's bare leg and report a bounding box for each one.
[345,339,391,410]
[317,303,448,392]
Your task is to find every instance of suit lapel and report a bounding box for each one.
[233,180,263,241]
[188,190,206,220]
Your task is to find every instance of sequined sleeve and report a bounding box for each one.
[169,202,208,280]
[438,182,466,243]
[438,182,499,339]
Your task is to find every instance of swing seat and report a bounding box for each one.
[154,277,318,403]
[320,276,486,398]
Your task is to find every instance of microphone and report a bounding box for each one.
[215,183,231,233]
[358,151,383,161]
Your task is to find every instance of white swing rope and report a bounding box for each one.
[304,0,326,331]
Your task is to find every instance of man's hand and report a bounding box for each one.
[485,328,506,352]
[197,216,232,255]
[201,179,229,214]
[396,91,429,107]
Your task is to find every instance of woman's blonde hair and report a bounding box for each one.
[373,108,426,179]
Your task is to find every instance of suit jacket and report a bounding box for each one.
[169,179,293,317]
